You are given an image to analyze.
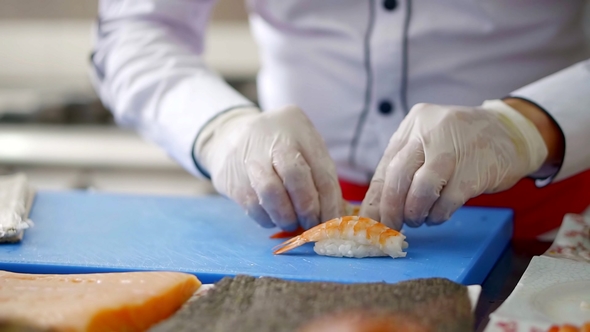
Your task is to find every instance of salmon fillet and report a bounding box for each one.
[0,270,201,332]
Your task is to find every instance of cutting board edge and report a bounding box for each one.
[456,208,513,285]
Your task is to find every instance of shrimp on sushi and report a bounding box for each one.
[269,201,361,239]
[273,216,408,259]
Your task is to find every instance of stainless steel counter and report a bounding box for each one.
[0,125,215,196]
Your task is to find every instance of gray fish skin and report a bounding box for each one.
[151,275,474,332]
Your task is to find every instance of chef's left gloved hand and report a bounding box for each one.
[360,100,549,230]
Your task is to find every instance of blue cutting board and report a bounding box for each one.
[0,190,512,285]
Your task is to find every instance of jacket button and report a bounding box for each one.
[383,0,398,11]
[378,100,394,115]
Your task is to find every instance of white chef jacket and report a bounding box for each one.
[91,0,590,186]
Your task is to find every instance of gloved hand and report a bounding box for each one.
[360,99,549,230]
[195,105,343,231]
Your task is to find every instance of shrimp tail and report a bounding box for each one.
[273,236,308,255]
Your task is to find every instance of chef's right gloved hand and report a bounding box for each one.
[195,105,343,231]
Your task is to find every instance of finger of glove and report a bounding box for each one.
[244,200,276,228]
[272,148,321,230]
[404,152,455,227]
[299,130,343,223]
[426,180,471,225]
[312,162,342,223]
[246,159,299,231]
[226,184,275,228]
[380,140,425,230]
[360,135,407,222]
[360,177,384,223]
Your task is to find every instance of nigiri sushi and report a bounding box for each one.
[273,216,408,258]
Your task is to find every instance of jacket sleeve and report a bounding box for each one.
[510,58,590,186]
[90,0,255,177]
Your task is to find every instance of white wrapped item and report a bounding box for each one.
[484,213,590,331]
[485,256,590,331]
[0,173,34,243]
[545,213,590,263]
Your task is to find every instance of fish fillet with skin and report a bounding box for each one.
[0,270,201,332]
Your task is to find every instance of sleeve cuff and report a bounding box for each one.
[191,105,260,179]
[509,59,590,186]
[502,96,566,187]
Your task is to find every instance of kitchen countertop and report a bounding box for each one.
[0,125,218,195]
[0,125,180,170]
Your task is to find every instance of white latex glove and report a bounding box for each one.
[360,100,548,230]
[195,105,343,231]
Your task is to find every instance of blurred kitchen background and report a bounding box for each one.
[0,0,258,196]
[1,1,589,197]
